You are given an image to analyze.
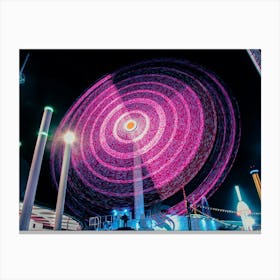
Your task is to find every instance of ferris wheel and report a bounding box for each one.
[50,59,240,220]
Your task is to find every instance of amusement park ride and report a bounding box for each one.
[19,52,261,232]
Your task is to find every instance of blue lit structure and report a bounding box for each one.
[201,196,212,217]
[87,213,237,231]
[20,53,30,85]
[250,169,259,175]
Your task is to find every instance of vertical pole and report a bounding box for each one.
[20,106,53,231]
[133,148,145,222]
[235,185,242,202]
[193,206,197,214]
[250,169,261,200]
[20,53,30,75]
[182,187,192,230]
[54,143,72,230]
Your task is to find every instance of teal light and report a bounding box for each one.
[200,218,207,230]
[44,106,54,113]
[235,185,242,202]
[38,131,48,137]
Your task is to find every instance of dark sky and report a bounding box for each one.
[20,50,261,225]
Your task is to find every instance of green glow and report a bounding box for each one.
[44,106,54,113]
[38,131,48,137]
[19,141,22,147]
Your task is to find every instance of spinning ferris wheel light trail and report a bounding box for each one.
[50,59,241,221]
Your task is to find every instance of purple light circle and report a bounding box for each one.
[50,59,240,217]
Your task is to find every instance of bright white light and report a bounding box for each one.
[63,131,75,144]
[235,185,242,201]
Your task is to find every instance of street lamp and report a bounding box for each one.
[54,131,75,230]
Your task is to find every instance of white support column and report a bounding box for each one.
[20,106,53,230]
[133,150,145,221]
[54,131,75,230]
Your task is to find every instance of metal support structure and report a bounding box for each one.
[250,169,261,200]
[20,106,53,230]
[133,149,145,222]
[182,187,192,230]
[54,142,72,230]
[20,53,30,84]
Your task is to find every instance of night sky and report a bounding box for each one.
[20,50,261,226]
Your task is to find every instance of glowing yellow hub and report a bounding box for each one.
[124,119,137,132]
[127,121,135,130]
